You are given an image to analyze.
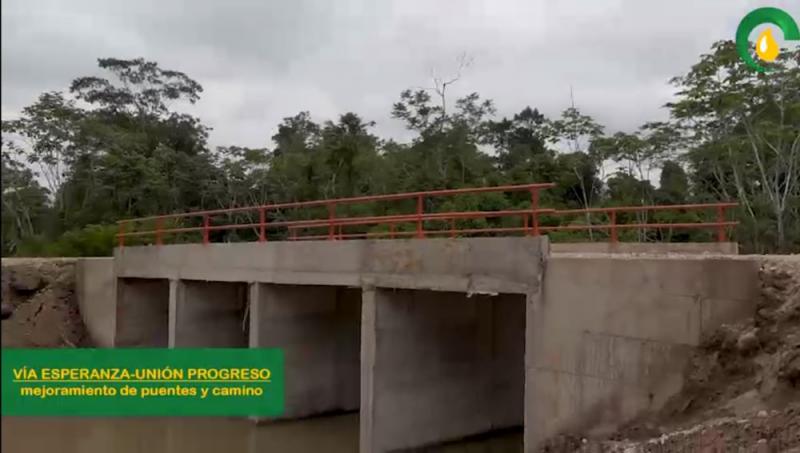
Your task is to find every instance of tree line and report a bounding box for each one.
[2,40,798,256]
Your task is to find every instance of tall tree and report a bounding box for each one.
[669,41,800,252]
[1,92,83,215]
[548,101,605,236]
[1,154,51,254]
[60,58,216,227]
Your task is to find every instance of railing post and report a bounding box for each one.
[259,208,266,242]
[389,223,396,239]
[118,221,125,250]
[291,228,297,241]
[717,205,727,242]
[328,203,336,240]
[610,210,618,243]
[202,214,210,245]
[530,188,540,236]
[155,218,163,246]
[450,219,456,238]
[416,195,425,239]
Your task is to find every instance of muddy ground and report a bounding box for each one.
[1,258,88,347]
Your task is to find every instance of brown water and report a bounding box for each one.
[1,415,522,453]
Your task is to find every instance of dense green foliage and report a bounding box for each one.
[3,42,799,256]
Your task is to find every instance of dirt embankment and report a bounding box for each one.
[1,258,89,348]
[541,256,800,452]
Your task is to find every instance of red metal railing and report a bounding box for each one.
[116,183,738,248]
[540,202,739,243]
[116,183,555,248]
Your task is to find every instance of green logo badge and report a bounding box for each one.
[736,7,800,72]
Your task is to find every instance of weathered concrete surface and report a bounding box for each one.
[115,278,169,347]
[114,238,546,294]
[525,255,760,451]
[550,242,738,255]
[173,280,248,347]
[360,288,530,452]
[75,258,115,347]
[250,284,361,419]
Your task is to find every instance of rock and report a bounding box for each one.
[779,350,800,384]
[726,389,766,417]
[737,330,760,354]
[9,268,43,292]
[1,303,13,319]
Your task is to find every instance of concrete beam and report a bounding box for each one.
[114,238,547,295]
[550,241,739,255]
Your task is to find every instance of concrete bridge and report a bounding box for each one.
[76,237,757,452]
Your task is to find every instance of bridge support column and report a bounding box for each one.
[249,283,361,420]
[360,287,526,453]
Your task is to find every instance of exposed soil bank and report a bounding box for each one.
[1,258,89,347]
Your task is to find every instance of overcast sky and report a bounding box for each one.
[2,0,798,149]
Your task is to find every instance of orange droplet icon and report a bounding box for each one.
[755,28,779,62]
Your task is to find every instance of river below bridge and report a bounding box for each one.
[2,415,523,452]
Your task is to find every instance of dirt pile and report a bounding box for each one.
[658,257,800,422]
[540,256,800,453]
[1,258,89,347]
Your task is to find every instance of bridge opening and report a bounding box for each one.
[361,288,526,451]
[250,284,361,419]
[175,280,249,347]
[115,278,170,347]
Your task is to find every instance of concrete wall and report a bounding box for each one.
[250,284,361,419]
[75,258,115,347]
[525,256,760,450]
[550,241,738,255]
[115,278,170,347]
[173,280,248,347]
[361,288,527,452]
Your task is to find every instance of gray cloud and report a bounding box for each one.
[3,0,798,148]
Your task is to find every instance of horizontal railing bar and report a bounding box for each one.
[551,202,738,215]
[117,209,554,238]
[540,221,738,232]
[117,183,556,224]
[289,226,532,241]
[120,218,737,239]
